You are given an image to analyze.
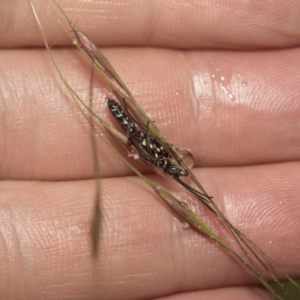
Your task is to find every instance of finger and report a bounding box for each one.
[3,0,300,49]
[0,163,299,300]
[154,287,272,300]
[1,47,300,179]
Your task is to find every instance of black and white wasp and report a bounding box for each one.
[107,98,187,177]
[107,98,211,198]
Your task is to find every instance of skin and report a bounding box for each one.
[0,0,300,299]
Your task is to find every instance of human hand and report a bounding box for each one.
[0,1,300,299]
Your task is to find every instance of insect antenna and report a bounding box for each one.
[173,175,213,203]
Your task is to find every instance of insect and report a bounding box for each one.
[107,98,187,175]
[107,98,212,199]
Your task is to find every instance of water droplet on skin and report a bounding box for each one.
[128,149,140,160]
[228,93,235,101]
[241,80,247,87]
[176,148,194,168]
[210,71,236,101]
[221,86,235,101]
[182,222,190,229]
[179,201,189,209]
